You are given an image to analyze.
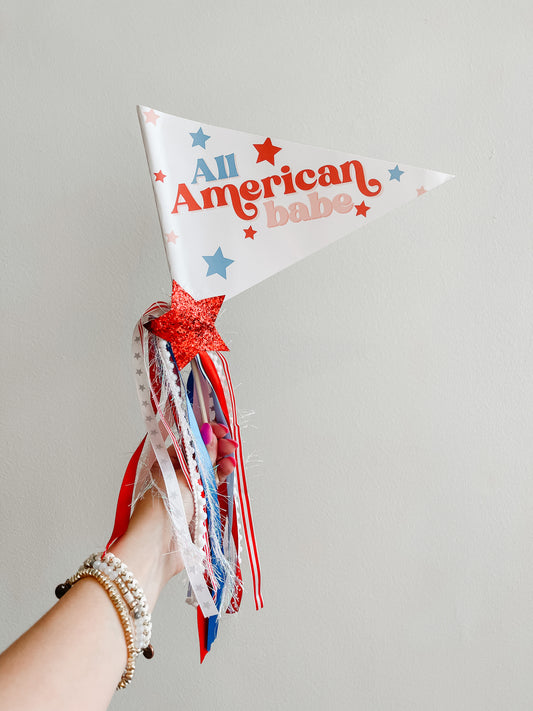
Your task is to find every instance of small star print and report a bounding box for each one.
[253,137,282,165]
[203,246,235,279]
[388,165,405,181]
[165,230,179,244]
[244,226,257,239]
[143,109,160,126]
[141,401,149,407]
[134,336,141,342]
[416,186,427,196]
[154,170,166,183]
[190,127,211,149]
[355,201,370,217]
[134,352,141,359]
[139,384,145,391]
[136,369,142,376]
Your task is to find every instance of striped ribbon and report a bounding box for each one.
[200,352,264,611]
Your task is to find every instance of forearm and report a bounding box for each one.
[0,428,232,711]
[0,577,128,711]
[0,492,177,711]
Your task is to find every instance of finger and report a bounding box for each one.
[211,422,230,438]
[217,438,238,458]
[217,456,236,481]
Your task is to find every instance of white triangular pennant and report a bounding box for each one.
[138,105,453,300]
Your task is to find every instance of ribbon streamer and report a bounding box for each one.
[107,298,262,658]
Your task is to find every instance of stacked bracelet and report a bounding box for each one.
[92,552,153,658]
[55,552,154,689]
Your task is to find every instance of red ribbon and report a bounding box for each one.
[105,435,147,553]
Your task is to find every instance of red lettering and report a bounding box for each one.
[294,169,317,191]
[261,174,283,198]
[240,180,261,201]
[200,184,258,220]
[280,165,296,194]
[340,160,381,197]
[171,183,202,214]
[317,164,341,187]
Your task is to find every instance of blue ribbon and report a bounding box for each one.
[185,361,227,650]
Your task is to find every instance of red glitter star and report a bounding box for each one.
[253,137,282,165]
[355,201,370,217]
[154,170,166,182]
[147,281,228,370]
[243,226,257,239]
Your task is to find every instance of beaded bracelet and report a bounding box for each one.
[56,567,137,689]
[55,552,154,689]
[91,552,153,658]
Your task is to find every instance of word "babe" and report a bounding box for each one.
[264,191,362,227]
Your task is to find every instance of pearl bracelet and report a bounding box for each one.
[91,552,153,657]
[55,552,154,690]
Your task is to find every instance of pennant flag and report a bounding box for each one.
[106,106,453,665]
[137,105,453,301]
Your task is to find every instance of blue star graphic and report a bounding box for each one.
[190,127,211,149]
[203,247,234,279]
[388,164,405,181]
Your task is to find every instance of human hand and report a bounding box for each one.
[110,421,238,608]
[200,421,238,481]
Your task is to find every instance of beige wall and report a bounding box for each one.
[1,1,532,709]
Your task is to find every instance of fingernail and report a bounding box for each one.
[226,456,236,469]
[226,438,239,448]
[201,423,213,445]
[218,424,230,433]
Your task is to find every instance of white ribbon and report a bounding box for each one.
[131,315,217,618]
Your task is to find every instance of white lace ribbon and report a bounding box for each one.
[131,313,217,618]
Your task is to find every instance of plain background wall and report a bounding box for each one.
[1,1,532,709]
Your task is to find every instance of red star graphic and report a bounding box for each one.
[243,226,257,240]
[416,186,427,197]
[355,201,370,217]
[147,281,228,370]
[253,137,282,166]
[154,170,166,182]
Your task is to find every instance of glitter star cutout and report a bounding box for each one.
[355,201,370,217]
[243,226,257,240]
[388,165,404,181]
[143,109,160,126]
[147,281,228,370]
[154,170,166,182]
[253,137,282,165]
[190,127,211,149]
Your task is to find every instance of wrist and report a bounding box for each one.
[109,491,182,610]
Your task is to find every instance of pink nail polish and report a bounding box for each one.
[201,423,213,445]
